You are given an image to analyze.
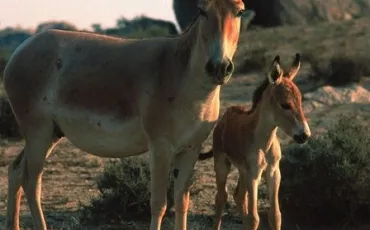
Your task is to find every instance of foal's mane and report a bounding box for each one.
[247,78,270,114]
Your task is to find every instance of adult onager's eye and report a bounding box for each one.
[236,9,245,17]
[198,8,207,17]
[280,103,292,110]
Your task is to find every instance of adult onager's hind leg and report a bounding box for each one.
[265,141,282,230]
[6,150,24,230]
[213,153,231,230]
[6,119,61,230]
[172,145,202,230]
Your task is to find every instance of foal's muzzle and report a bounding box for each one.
[205,58,234,85]
[293,132,310,144]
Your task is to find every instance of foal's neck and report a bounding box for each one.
[252,102,278,150]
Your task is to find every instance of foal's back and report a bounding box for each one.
[212,105,258,162]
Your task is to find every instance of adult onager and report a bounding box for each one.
[3,0,245,229]
[198,54,311,230]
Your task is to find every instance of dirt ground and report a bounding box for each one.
[1,74,370,230]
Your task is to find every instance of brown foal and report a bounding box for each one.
[199,54,311,230]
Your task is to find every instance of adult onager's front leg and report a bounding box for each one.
[172,145,202,230]
[148,140,174,230]
[213,153,232,230]
[265,140,282,230]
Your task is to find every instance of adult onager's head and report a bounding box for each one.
[3,1,243,230]
[196,0,245,84]
[255,53,311,143]
[198,54,311,230]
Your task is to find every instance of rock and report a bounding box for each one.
[173,0,370,29]
[172,0,255,31]
[303,84,370,113]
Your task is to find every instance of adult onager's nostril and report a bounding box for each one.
[205,60,216,76]
[224,60,234,76]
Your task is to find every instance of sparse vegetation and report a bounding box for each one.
[79,156,197,225]
[280,114,370,227]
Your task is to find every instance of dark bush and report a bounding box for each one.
[80,155,197,224]
[35,21,78,33]
[0,97,20,139]
[280,114,370,227]
[307,54,370,86]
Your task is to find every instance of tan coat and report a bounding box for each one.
[3,1,246,230]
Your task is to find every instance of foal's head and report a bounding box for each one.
[197,0,245,85]
[264,54,311,144]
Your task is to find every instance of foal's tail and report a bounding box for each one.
[198,149,214,161]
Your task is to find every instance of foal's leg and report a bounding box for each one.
[244,166,263,230]
[233,174,248,222]
[172,145,201,230]
[213,153,231,230]
[148,139,173,230]
[265,165,281,230]
[265,140,282,230]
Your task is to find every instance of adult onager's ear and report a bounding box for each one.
[287,53,301,81]
[197,0,207,9]
[268,55,283,84]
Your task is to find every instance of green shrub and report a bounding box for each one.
[280,114,370,227]
[80,155,197,224]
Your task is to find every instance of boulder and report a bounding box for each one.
[303,84,370,113]
[173,0,370,30]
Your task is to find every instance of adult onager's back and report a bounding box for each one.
[199,54,311,230]
[3,0,245,229]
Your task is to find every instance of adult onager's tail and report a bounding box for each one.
[198,149,214,160]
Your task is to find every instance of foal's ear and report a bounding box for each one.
[268,55,283,84]
[287,53,301,81]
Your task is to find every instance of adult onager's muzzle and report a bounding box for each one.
[205,58,234,85]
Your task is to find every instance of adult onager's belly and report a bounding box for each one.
[54,109,148,158]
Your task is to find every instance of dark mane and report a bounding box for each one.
[247,78,270,114]
[174,13,201,67]
[180,13,200,35]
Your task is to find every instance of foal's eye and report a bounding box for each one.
[280,103,292,110]
[236,9,245,17]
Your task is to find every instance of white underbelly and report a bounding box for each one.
[53,109,148,158]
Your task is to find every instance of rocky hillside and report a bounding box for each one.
[173,0,370,30]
